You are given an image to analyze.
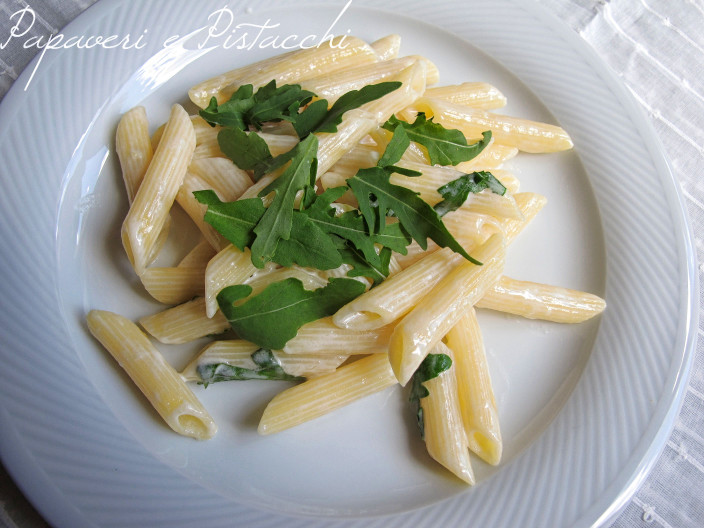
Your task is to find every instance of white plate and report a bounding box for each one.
[0,0,697,526]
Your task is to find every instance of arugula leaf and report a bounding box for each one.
[217,277,366,349]
[249,134,319,268]
[193,190,264,250]
[217,127,273,173]
[196,349,303,386]
[434,171,507,217]
[303,188,385,270]
[195,191,341,269]
[335,238,391,285]
[347,167,481,264]
[273,211,342,269]
[293,81,402,138]
[199,85,255,129]
[383,113,492,166]
[199,81,314,130]
[409,353,452,438]
[248,80,315,128]
[377,124,410,168]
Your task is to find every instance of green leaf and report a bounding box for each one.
[347,167,481,264]
[248,80,315,128]
[293,82,402,138]
[383,113,492,166]
[303,187,385,271]
[291,99,329,138]
[336,240,391,285]
[196,349,303,386]
[199,81,314,130]
[217,127,273,173]
[273,211,342,269]
[250,134,319,268]
[198,85,255,129]
[194,190,265,250]
[434,171,507,217]
[409,353,453,438]
[217,277,366,349]
[377,124,410,168]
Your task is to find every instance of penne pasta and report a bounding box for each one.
[476,276,606,323]
[282,316,394,355]
[300,55,438,103]
[444,309,502,465]
[121,104,196,275]
[258,353,397,435]
[140,266,205,305]
[140,297,229,345]
[410,96,573,153]
[180,340,349,381]
[204,245,259,318]
[419,342,475,484]
[115,106,153,203]
[189,36,379,108]
[86,310,217,440]
[370,34,401,60]
[388,233,506,385]
[424,82,507,109]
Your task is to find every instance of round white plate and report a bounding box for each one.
[0,0,697,527]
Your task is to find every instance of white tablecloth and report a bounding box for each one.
[1,1,702,526]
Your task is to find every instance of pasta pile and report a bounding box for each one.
[87,34,605,485]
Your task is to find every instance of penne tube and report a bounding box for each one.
[86,310,216,440]
[390,162,523,219]
[140,297,229,345]
[152,114,213,150]
[388,233,505,386]
[503,192,547,243]
[454,143,518,172]
[424,82,507,109]
[315,61,427,177]
[410,97,573,153]
[189,36,379,108]
[178,239,217,269]
[444,309,502,465]
[188,157,253,201]
[333,247,463,330]
[330,144,380,178]
[180,340,348,381]
[361,60,427,124]
[140,266,205,305]
[176,171,228,251]
[315,109,380,176]
[282,316,394,355]
[245,265,329,297]
[258,353,397,435]
[370,34,401,60]
[300,55,438,103]
[121,104,196,275]
[204,245,259,318]
[476,276,606,323]
[419,342,475,484]
[115,106,153,203]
